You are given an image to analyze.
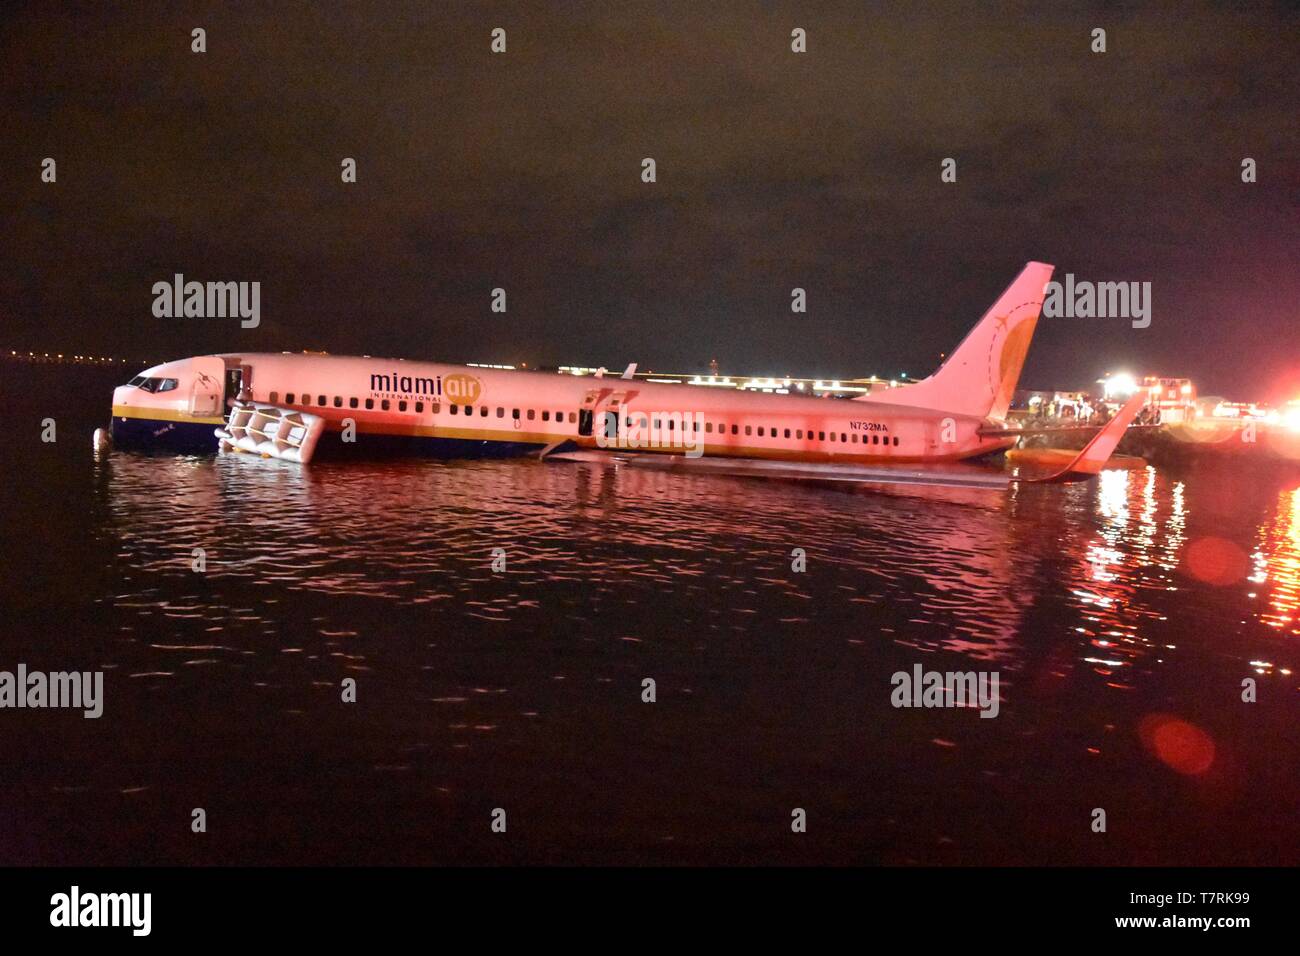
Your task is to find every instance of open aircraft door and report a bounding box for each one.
[577,387,611,438]
[187,356,227,419]
[577,387,640,442]
[601,389,639,441]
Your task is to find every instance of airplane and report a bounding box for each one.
[105,261,1144,490]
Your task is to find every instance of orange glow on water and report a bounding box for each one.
[1256,486,1300,631]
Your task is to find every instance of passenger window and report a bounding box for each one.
[334,396,343,407]
[784,429,791,438]
[705,422,713,433]
[757,427,764,437]
[542,411,550,422]
[480,406,488,417]
[527,409,535,421]
[841,433,846,442]
[365,399,374,410]
[415,401,423,413]
[318,395,326,406]
[731,425,738,435]
[745,426,752,436]
[398,400,407,412]
[269,391,279,404]
[381,399,391,411]
[893,436,900,447]
[513,408,521,420]
[432,402,440,413]
[797,429,803,439]
[286,393,295,404]
[852,434,858,443]
[350,397,358,409]
[450,404,458,415]
[818,431,825,441]
[568,412,577,424]
[497,407,505,418]
[831,432,837,442]
[872,434,879,445]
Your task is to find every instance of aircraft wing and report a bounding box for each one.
[545,449,1014,490]
[980,421,1151,437]
[542,394,1145,491]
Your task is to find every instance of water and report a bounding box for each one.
[2,365,1296,865]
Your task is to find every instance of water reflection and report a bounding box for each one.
[96,453,1297,688]
[11,367,1299,865]
[1257,485,1300,635]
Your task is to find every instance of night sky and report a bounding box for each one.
[2,1,1296,398]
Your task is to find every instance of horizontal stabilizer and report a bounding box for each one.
[1018,393,1146,483]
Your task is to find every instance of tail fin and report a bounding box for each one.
[861,261,1054,421]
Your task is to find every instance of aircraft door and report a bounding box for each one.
[577,386,636,442]
[224,368,242,406]
[601,389,636,443]
[577,388,610,438]
[187,356,227,418]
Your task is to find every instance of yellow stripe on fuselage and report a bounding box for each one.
[112,405,226,425]
[111,405,1007,464]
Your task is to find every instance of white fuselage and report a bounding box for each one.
[110,352,1013,462]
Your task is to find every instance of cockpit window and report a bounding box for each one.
[130,376,180,393]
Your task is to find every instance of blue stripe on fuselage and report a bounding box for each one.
[109,415,544,460]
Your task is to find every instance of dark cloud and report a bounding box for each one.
[1,1,1296,396]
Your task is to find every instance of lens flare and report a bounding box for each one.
[1139,714,1216,776]
[1181,536,1248,586]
